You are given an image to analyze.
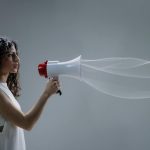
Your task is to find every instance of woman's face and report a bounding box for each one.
[1,45,20,74]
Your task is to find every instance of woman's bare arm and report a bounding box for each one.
[0,79,59,131]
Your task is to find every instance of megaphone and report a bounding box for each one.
[38,55,82,95]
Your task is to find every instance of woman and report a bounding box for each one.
[0,37,60,150]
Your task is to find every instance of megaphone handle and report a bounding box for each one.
[49,76,62,96]
[56,89,62,96]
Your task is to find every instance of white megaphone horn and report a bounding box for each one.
[38,55,81,78]
[38,55,82,95]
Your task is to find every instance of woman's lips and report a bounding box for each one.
[13,63,18,69]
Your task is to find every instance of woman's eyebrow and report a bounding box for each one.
[9,51,17,55]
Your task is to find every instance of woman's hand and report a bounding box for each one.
[44,76,60,97]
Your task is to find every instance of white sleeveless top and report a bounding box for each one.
[0,83,26,150]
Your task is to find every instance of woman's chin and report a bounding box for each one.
[10,69,18,73]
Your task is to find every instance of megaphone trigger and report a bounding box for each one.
[56,89,62,96]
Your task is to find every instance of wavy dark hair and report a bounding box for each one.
[0,37,21,97]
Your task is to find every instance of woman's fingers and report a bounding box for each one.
[52,78,62,95]
[51,76,59,81]
[52,80,61,93]
[46,76,62,96]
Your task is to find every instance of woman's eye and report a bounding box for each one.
[7,53,17,59]
[12,53,16,58]
[7,54,12,57]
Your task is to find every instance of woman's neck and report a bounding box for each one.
[0,74,9,83]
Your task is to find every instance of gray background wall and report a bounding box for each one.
[0,0,150,150]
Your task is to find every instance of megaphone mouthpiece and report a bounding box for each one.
[38,61,48,78]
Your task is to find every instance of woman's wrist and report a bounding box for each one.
[42,91,52,99]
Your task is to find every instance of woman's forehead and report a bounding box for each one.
[10,45,17,53]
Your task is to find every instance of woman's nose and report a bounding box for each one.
[14,54,20,62]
